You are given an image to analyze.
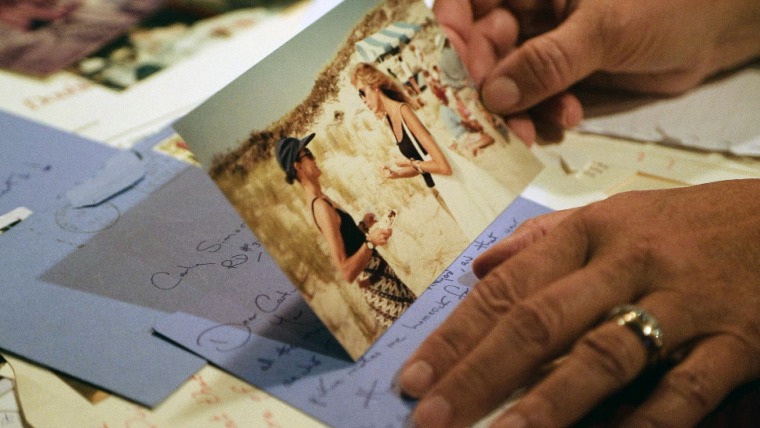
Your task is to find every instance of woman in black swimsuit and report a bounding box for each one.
[350,62,505,241]
[351,62,453,185]
[275,133,416,330]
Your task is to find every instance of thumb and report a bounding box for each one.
[480,9,605,115]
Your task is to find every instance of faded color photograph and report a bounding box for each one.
[175,0,542,359]
[0,0,163,76]
[67,7,275,91]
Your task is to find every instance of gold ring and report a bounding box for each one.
[608,304,664,365]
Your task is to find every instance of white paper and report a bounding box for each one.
[578,64,760,156]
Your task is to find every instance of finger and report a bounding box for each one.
[500,91,584,144]
[491,293,699,427]
[432,0,503,24]
[432,0,476,63]
[410,250,650,427]
[480,7,606,115]
[492,323,648,427]
[469,9,519,82]
[504,0,560,40]
[473,208,576,278]
[503,112,536,145]
[532,90,585,128]
[623,335,760,427]
[434,2,519,86]
[397,214,589,399]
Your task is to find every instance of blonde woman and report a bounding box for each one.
[351,62,510,241]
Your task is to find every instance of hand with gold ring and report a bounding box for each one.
[397,179,760,427]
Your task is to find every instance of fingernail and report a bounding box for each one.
[410,395,451,428]
[482,76,520,113]
[492,413,527,428]
[398,360,435,398]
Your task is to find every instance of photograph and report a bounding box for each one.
[0,0,163,76]
[175,0,543,359]
[67,7,278,91]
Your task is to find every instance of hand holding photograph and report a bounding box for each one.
[175,0,543,359]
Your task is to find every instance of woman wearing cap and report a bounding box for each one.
[275,133,416,331]
[351,62,511,242]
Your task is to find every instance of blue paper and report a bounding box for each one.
[154,197,551,427]
[0,114,206,406]
[0,111,115,216]
[66,150,146,208]
[42,165,343,360]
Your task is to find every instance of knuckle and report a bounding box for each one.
[578,201,654,277]
[434,358,510,425]
[519,35,575,93]
[661,368,715,412]
[449,357,500,404]
[596,240,652,292]
[517,216,553,240]
[574,328,643,384]
[664,369,717,412]
[485,9,519,56]
[595,2,641,66]
[505,301,561,350]
[475,268,523,310]
[433,316,486,364]
[595,2,629,42]
[577,195,633,226]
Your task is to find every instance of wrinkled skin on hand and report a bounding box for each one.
[433,0,760,143]
[398,179,760,427]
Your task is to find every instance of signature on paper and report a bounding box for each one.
[149,222,264,290]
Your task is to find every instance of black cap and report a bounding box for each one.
[275,133,315,182]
